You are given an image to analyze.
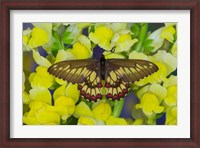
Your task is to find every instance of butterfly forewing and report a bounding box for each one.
[48,60,98,83]
[104,59,158,100]
[48,59,103,102]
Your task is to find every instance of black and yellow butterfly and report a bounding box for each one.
[48,55,158,102]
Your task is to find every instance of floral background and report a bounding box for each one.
[23,22,177,125]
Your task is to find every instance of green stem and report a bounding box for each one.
[112,99,124,117]
[134,23,148,52]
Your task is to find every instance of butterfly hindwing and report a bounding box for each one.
[104,59,158,100]
[48,59,103,102]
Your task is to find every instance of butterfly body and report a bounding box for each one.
[48,55,158,102]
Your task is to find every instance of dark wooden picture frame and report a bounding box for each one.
[1,0,199,147]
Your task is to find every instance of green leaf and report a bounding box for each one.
[88,25,95,33]
[51,31,62,57]
[61,31,73,44]
[61,116,78,125]
[131,23,140,38]
[143,39,153,48]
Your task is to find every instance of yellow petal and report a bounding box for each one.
[32,23,52,40]
[111,23,128,33]
[55,77,67,85]
[163,75,177,88]
[136,93,164,116]
[71,42,92,59]
[29,101,45,111]
[92,102,111,121]
[78,117,96,125]
[30,74,54,88]
[28,27,49,48]
[165,106,177,125]
[149,84,167,101]
[129,51,148,60]
[74,102,93,118]
[23,113,40,125]
[54,96,75,119]
[36,109,60,125]
[77,35,91,50]
[33,50,52,68]
[23,92,30,104]
[154,50,177,75]
[29,66,54,88]
[104,52,125,59]
[114,34,138,52]
[161,26,176,43]
[89,25,113,51]
[65,83,80,103]
[23,72,25,91]
[164,86,177,106]
[53,84,67,100]
[29,87,52,104]
[171,41,177,57]
[54,50,76,63]
[132,119,144,125]
[105,116,127,125]
[136,85,150,99]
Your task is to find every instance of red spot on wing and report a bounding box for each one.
[97,83,102,88]
[105,83,110,88]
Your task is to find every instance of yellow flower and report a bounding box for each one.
[78,117,97,125]
[54,49,77,63]
[23,28,32,51]
[136,92,164,116]
[29,66,54,88]
[165,106,177,125]
[32,50,52,68]
[74,101,113,125]
[148,24,176,52]
[74,102,93,118]
[23,101,60,125]
[164,85,177,106]
[110,23,128,33]
[171,41,177,57]
[23,95,75,124]
[53,83,80,103]
[153,50,177,75]
[163,75,177,88]
[129,51,148,60]
[89,25,114,51]
[92,102,112,121]
[23,23,52,51]
[105,116,127,125]
[65,83,80,103]
[132,119,144,125]
[29,87,52,105]
[111,32,138,52]
[53,96,75,120]
[53,84,67,100]
[161,25,176,43]
[70,42,92,59]
[23,92,30,104]
[28,27,49,48]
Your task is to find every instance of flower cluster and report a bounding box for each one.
[23,23,177,125]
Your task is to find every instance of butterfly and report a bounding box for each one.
[48,55,158,102]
